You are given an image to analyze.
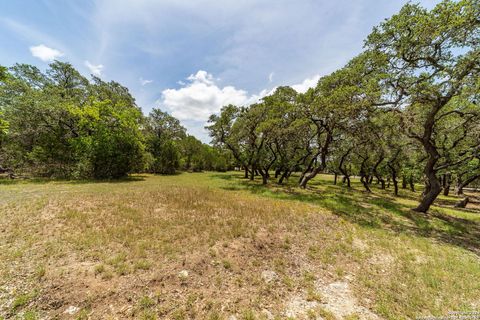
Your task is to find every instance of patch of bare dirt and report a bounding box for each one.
[284,278,381,319]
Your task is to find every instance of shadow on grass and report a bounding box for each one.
[0,175,147,185]
[208,173,235,180]
[215,172,480,256]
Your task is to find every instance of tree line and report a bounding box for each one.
[0,62,232,179]
[207,0,480,213]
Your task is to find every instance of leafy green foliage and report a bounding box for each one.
[207,0,480,211]
[0,61,231,179]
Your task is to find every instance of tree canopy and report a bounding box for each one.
[0,0,478,213]
[207,0,480,212]
[0,62,231,179]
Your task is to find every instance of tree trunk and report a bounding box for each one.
[380,179,385,190]
[402,177,407,189]
[443,184,450,196]
[299,156,316,184]
[359,157,371,192]
[372,155,384,188]
[456,184,464,195]
[258,169,268,185]
[454,197,469,208]
[413,102,444,213]
[334,172,338,185]
[345,175,351,188]
[275,168,281,179]
[338,148,353,189]
[244,167,249,179]
[299,166,322,188]
[455,177,464,195]
[388,163,398,196]
[278,170,289,184]
[456,174,480,195]
[442,173,451,196]
[298,128,333,189]
[409,177,415,192]
[392,174,398,196]
[360,175,371,192]
[413,159,441,213]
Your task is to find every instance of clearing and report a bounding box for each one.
[1,172,479,319]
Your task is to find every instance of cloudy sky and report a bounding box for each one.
[0,0,439,142]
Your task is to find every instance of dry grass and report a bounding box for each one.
[0,172,479,319]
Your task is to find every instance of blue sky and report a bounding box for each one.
[0,0,439,142]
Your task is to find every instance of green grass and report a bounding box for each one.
[0,172,479,319]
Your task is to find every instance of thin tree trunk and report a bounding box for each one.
[299,166,322,188]
[345,175,351,188]
[455,177,464,195]
[258,169,268,185]
[299,128,333,189]
[391,171,398,196]
[443,178,450,196]
[387,163,398,196]
[360,175,371,192]
[299,155,316,184]
[456,174,480,196]
[275,168,281,179]
[359,156,371,192]
[372,155,384,188]
[278,170,289,184]
[413,102,444,213]
[454,197,469,208]
[413,156,442,213]
[338,148,352,189]
[409,177,415,192]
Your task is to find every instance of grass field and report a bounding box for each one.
[1,172,479,320]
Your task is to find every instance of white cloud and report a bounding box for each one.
[268,72,274,83]
[291,74,320,93]
[29,44,63,62]
[140,77,153,86]
[84,61,104,76]
[159,71,324,142]
[161,70,250,121]
[161,71,321,124]
[187,70,215,85]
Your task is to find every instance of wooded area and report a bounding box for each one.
[1,0,479,214]
[207,0,480,213]
[0,62,231,179]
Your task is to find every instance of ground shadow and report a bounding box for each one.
[215,172,480,256]
[0,175,147,186]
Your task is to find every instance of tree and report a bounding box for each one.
[1,62,146,179]
[207,105,251,178]
[181,135,203,171]
[145,109,186,174]
[365,0,480,212]
[70,100,146,179]
[297,52,386,188]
